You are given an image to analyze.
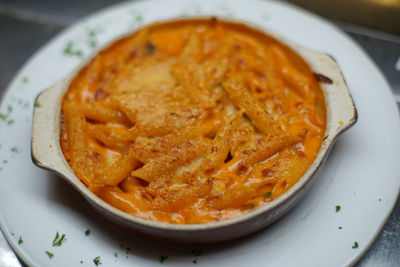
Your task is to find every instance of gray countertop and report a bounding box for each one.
[0,0,399,266]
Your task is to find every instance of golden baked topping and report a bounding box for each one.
[61,18,326,224]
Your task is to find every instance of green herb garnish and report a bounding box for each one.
[192,248,202,264]
[263,192,272,199]
[338,226,343,229]
[134,14,143,24]
[64,41,73,54]
[335,205,341,212]
[0,113,8,121]
[11,146,18,153]
[87,29,98,48]
[159,255,168,263]
[34,101,41,108]
[85,229,90,236]
[18,236,23,245]
[88,29,96,37]
[64,41,83,57]
[80,260,83,264]
[45,251,54,259]
[93,256,101,266]
[114,252,118,258]
[7,119,14,125]
[352,241,359,249]
[22,77,29,84]
[52,232,66,246]
[89,40,97,48]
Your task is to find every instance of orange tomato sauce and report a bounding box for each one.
[61,18,326,224]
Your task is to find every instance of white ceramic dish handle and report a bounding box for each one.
[31,78,76,183]
[297,47,357,139]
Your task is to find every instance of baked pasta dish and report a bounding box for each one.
[61,18,326,224]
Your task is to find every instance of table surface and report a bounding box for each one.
[0,0,399,266]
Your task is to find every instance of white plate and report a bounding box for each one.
[0,0,399,266]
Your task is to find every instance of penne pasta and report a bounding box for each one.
[198,111,242,174]
[222,79,280,136]
[79,102,130,125]
[131,137,209,182]
[64,102,93,186]
[97,146,140,186]
[238,134,302,171]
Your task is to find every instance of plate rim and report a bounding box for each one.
[0,0,399,266]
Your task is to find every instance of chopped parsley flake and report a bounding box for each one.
[45,251,54,259]
[352,241,359,249]
[64,41,83,57]
[263,192,272,199]
[22,77,29,84]
[159,255,168,263]
[34,101,41,108]
[93,256,102,266]
[0,105,14,124]
[85,229,90,236]
[135,14,143,24]
[338,226,343,229]
[132,11,144,24]
[192,249,202,257]
[88,29,96,37]
[114,252,118,258]
[0,113,8,121]
[379,198,382,202]
[193,259,198,264]
[52,232,66,246]
[89,40,97,48]
[18,236,23,245]
[335,205,341,212]
[87,29,98,48]
[80,260,83,264]
[11,146,18,153]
